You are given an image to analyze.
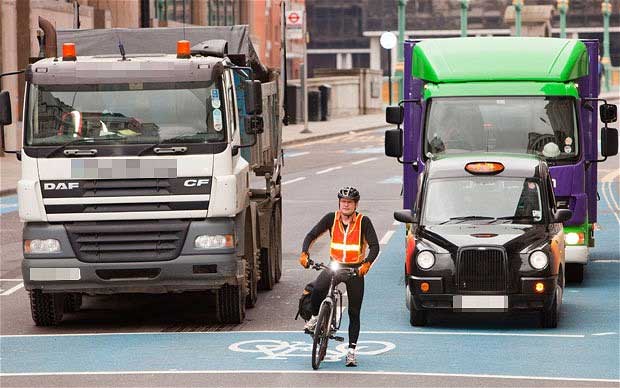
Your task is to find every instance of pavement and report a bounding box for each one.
[0,113,386,197]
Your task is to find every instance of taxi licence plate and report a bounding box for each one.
[453,295,508,310]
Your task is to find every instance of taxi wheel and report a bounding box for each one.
[540,289,559,329]
[409,305,428,326]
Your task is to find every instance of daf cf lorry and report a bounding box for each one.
[0,20,283,325]
[384,37,618,284]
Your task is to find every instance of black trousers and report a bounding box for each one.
[310,269,364,348]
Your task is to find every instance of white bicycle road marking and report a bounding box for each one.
[229,340,395,362]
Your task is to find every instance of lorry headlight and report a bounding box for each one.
[194,234,234,249]
[565,232,584,245]
[24,239,61,254]
[529,251,548,270]
[416,251,435,269]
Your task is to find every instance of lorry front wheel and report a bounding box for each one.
[566,263,584,284]
[217,284,246,324]
[29,290,64,326]
[64,293,83,313]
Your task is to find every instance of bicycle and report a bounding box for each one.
[306,259,357,370]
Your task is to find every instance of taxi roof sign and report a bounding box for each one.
[465,162,505,175]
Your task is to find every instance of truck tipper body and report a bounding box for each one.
[7,24,283,325]
[385,37,618,283]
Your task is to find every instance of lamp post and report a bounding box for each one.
[460,0,469,37]
[602,0,612,92]
[396,0,408,101]
[513,0,523,37]
[557,0,568,39]
[380,32,397,105]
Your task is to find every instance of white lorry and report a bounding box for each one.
[0,20,283,325]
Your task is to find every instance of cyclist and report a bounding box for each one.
[299,186,380,367]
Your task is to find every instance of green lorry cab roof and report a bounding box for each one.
[412,37,589,83]
[423,81,580,99]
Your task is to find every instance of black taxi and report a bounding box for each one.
[394,153,571,328]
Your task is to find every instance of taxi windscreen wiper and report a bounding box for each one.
[438,216,495,225]
[488,215,537,223]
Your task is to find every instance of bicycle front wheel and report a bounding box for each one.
[311,302,331,370]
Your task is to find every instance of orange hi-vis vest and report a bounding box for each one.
[329,211,366,264]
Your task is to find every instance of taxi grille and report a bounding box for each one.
[66,220,189,263]
[457,248,507,292]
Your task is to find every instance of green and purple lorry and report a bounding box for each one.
[385,37,618,283]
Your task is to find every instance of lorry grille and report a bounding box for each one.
[65,220,189,263]
[457,248,507,292]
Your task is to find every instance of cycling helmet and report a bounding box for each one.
[337,186,360,202]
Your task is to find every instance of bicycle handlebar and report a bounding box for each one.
[307,259,358,276]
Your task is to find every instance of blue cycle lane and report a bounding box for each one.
[1,185,619,381]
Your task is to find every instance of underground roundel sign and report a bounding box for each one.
[286,11,303,28]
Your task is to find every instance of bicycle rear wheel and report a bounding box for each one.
[311,303,331,370]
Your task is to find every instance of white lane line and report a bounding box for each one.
[0,278,23,281]
[1,370,617,383]
[380,230,395,245]
[285,151,310,158]
[0,329,586,339]
[351,157,378,165]
[282,177,307,185]
[592,332,617,336]
[316,166,342,175]
[0,282,24,296]
[591,260,620,263]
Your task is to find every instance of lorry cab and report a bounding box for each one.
[394,153,572,328]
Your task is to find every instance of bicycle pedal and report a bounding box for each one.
[330,335,345,342]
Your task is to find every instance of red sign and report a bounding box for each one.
[288,12,300,24]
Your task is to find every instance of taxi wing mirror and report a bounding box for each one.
[0,91,12,126]
[553,209,572,224]
[394,209,416,224]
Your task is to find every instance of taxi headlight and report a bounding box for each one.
[24,239,61,254]
[529,251,548,270]
[416,251,436,270]
[194,234,233,249]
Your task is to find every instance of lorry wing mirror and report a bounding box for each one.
[243,80,263,115]
[601,127,619,157]
[244,116,264,135]
[394,209,416,224]
[0,91,12,126]
[553,209,572,224]
[386,106,403,125]
[600,103,617,124]
[385,129,403,158]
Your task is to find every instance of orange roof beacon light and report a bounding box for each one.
[465,162,505,175]
[177,40,191,59]
[62,43,77,61]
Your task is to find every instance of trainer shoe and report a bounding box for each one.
[304,315,318,332]
[345,348,357,367]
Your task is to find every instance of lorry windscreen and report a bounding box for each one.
[424,97,578,162]
[422,177,544,225]
[26,81,226,147]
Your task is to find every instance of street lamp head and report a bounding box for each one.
[380,31,398,50]
[557,0,569,8]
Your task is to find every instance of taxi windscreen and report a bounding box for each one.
[422,177,543,225]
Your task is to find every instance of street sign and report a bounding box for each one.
[286,11,303,29]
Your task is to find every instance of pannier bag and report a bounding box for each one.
[295,281,315,321]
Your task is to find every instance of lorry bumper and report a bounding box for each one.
[565,245,588,264]
[22,254,244,294]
